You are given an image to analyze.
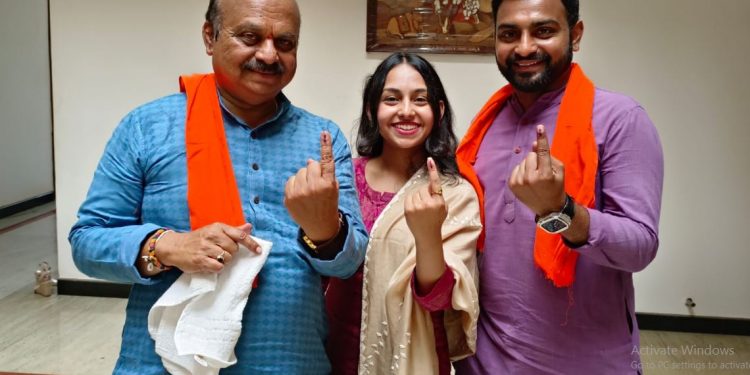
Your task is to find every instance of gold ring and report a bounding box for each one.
[216,252,225,264]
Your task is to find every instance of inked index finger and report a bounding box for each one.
[534,124,552,171]
[319,131,336,181]
[427,157,442,195]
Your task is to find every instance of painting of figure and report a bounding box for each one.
[367,0,494,54]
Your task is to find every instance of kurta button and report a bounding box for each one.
[250,132,257,139]
[253,196,260,204]
[514,147,522,154]
[252,163,259,170]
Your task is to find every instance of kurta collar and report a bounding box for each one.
[508,85,567,117]
[218,91,292,131]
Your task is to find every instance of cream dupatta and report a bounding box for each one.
[358,166,482,375]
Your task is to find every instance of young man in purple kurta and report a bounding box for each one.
[453,0,663,374]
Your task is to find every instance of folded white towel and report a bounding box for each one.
[148,237,272,375]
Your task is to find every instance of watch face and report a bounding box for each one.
[539,216,570,234]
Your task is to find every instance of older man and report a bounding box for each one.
[69,0,367,373]
[454,0,664,373]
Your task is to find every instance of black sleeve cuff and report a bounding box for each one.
[562,236,587,249]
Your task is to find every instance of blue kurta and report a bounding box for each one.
[69,92,368,374]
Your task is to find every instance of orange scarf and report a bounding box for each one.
[456,64,597,287]
[181,73,260,288]
[181,73,245,230]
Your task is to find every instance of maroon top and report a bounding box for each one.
[325,157,456,375]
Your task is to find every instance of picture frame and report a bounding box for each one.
[366,0,495,55]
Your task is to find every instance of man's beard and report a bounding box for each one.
[497,43,573,93]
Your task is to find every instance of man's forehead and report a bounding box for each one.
[496,0,567,23]
[232,19,299,35]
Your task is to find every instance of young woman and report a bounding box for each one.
[325,53,481,375]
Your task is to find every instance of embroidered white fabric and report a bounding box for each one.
[147,237,272,375]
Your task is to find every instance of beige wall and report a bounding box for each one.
[0,0,53,208]
[577,0,750,320]
[52,0,750,318]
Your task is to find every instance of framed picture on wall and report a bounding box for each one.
[366,0,495,55]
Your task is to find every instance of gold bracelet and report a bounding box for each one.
[301,213,343,252]
[301,233,320,251]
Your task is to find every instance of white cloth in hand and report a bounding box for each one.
[147,237,272,375]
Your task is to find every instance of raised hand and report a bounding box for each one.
[508,124,566,216]
[284,131,341,243]
[153,222,260,274]
[404,157,448,243]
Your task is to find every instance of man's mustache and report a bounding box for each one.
[243,58,284,75]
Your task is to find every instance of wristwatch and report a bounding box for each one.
[536,194,575,234]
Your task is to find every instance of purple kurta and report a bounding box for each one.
[454,86,664,374]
